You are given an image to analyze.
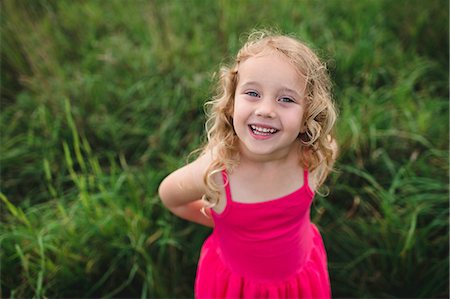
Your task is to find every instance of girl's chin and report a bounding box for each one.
[239,142,281,158]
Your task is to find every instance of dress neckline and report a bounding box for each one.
[212,169,314,216]
[230,183,312,206]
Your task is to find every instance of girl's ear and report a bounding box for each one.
[299,121,307,133]
[300,108,308,133]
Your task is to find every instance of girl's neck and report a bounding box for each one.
[237,142,302,173]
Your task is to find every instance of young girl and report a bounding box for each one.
[159,30,338,299]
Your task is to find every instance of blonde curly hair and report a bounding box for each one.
[201,30,338,206]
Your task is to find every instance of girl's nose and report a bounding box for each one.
[255,99,276,118]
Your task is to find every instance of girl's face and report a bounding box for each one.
[233,53,307,161]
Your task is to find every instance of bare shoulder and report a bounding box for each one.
[158,151,212,207]
[307,168,320,192]
[329,135,339,161]
[307,135,338,192]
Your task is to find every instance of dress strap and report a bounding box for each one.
[303,168,309,187]
[221,169,233,204]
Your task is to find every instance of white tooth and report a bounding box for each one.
[250,125,277,134]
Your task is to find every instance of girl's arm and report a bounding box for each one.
[158,153,214,228]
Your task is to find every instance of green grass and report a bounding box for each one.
[1,0,448,298]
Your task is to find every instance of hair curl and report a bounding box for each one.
[201,30,338,206]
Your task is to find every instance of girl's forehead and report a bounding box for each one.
[236,53,307,89]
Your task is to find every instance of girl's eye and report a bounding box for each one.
[245,91,259,97]
[279,97,295,103]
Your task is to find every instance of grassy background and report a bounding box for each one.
[1,0,448,298]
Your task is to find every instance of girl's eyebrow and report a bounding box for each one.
[239,81,261,89]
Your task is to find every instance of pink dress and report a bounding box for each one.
[195,170,331,298]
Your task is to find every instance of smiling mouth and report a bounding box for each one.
[249,124,279,136]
